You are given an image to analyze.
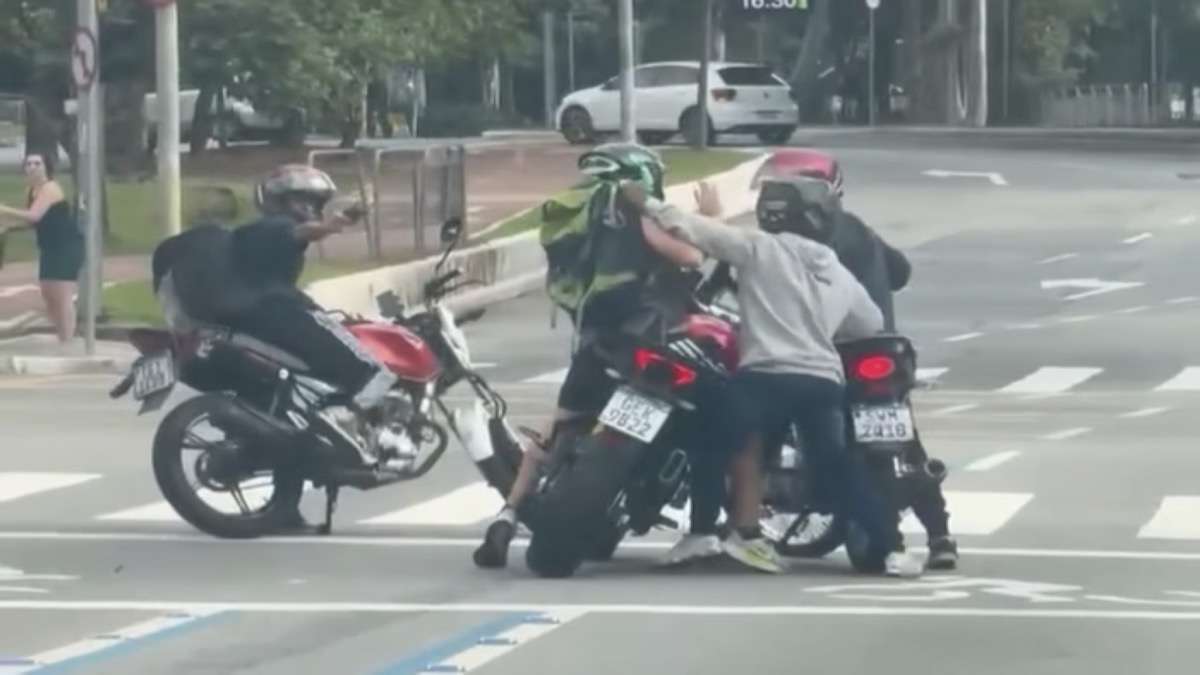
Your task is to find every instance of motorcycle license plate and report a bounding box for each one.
[131,351,176,401]
[852,404,915,443]
[599,387,672,443]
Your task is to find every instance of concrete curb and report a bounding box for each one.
[0,353,136,376]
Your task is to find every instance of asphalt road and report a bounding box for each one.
[3,138,1200,673]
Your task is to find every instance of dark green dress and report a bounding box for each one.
[30,188,83,282]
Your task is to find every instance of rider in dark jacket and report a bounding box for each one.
[756,149,958,569]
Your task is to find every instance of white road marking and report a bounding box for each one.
[1122,232,1153,245]
[1155,368,1200,392]
[5,531,1200,562]
[1059,315,1098,324]
[930,403,979,416]
[998,367,1102,394]
[424,612,584,672]
[96,481,281,522]
[1040,278,1144,301]
[1041,427,1093,441]
[1138,497,1200,540]
[0,611,222,673]
[900,491,1032,536]
[523,367,568,384]
[359,481,502,526]
[1004,322,1044,331]
[916,367,948,382]
[0,473,101,504]
[1038,253,1078,264]
[1120,407,1170,419]
[1166,296,1199,305]
[964,451,1022,472]
[922,169,1008,186]
[7,599,1200,621]
[943,332,983,343]
[1115,305,1150,315]
[1175,214,1198,226]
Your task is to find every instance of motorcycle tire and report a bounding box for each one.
[586,524,626,562]
[152,394,304,539]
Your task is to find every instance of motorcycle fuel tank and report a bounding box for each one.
[346,323,441,383]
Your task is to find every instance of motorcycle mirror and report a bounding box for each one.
[440,218,463,244]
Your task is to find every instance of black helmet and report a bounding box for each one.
[755,176,840,243]
[254,164,338,222]
[577,142,666,199]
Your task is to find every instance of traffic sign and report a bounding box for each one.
[866,0,880,9]
[70,27,97,90]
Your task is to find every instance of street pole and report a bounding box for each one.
[1002,0,1010,122]
[977,0,988,127]
[618,0,635,142]
[543,10,556,129]
[696,0,713,149]
[868,5,877,126]
[154,1,181,237]
[567,10,576,93]
[76,0,102,355]
[1150,0,1159,120]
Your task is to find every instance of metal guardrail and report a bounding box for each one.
[1038,82,1200,127]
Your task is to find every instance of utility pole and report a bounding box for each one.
[696,0,713,148]
[74,0,103,355]
[151,0,181,237]
[543,10,556,129]
[1002,0,1011,122]
[618,0,636,142]
[976,0,988,127]
[567,9,576,93]
[1151,0,1159,121]
[867,0,879,126]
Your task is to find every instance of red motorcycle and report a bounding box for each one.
[110,219,524,538]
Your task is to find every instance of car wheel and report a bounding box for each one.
[560,107,595,145]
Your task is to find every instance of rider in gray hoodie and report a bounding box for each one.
[623,178,922,578]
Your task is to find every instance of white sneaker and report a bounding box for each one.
[722,532,785,574]
[660,534,723,566]
[885,550,924,578]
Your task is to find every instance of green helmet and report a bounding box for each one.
[577,142,666,200]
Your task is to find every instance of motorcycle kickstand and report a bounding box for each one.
[318,485,340,536]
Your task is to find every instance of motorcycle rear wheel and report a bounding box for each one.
[152,394,304,539]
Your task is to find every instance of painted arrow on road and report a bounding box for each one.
[922,169,1009,186]
[1041,278,1144,301]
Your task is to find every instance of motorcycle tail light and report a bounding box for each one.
[854,355,896,382]
[634,348,697,388]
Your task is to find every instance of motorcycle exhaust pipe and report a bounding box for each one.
[207,399,299,457]
[924,459,948,484]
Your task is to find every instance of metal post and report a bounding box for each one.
[154,1,181,237]
[756,16,767,63]
[1151,0,1159,121]
[1002,0,1011,122]
[618,0,636,142]
[76,0,102,355]
[542,11,556,129]
[977,0,988,127]
[868,6,877,126]
[696,0,713,149]
[567,10,576,93]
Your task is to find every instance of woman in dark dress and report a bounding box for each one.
[0,154,84,344]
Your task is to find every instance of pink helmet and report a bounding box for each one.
[752,148,844,198]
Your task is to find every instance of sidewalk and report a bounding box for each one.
[0,334,137,376]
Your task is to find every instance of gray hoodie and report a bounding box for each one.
[643,198,883,385]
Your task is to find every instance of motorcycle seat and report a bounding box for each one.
[226,332,311,372]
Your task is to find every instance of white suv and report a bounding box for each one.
[555,61,798,146]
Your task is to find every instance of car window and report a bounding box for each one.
[655,66,700,87]
[718,66,786,86]
[635,67,662,88]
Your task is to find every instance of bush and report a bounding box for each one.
[417,104,535,138]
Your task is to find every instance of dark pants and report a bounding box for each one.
[733,370,902,553]
[679,380,744,536]
[909,431,950,539]
[227,293,393,408]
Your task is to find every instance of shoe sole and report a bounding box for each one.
[723,547,784,574]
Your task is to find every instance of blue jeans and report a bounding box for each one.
[731,370,901,553]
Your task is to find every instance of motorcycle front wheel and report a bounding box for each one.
[152,394,304,539]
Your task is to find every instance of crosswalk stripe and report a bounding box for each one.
[0,473,101,504]
[96,482,280,522]
[1137,497,1200,540]
[917,367,948,382]
[523,368,568,384]
[1154,368,1200,392]
[358,481,503,526]
[901,491,1032,536]
[997,367,1103,394]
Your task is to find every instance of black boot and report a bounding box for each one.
[927,536,959,570]
[473,518,516,569]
